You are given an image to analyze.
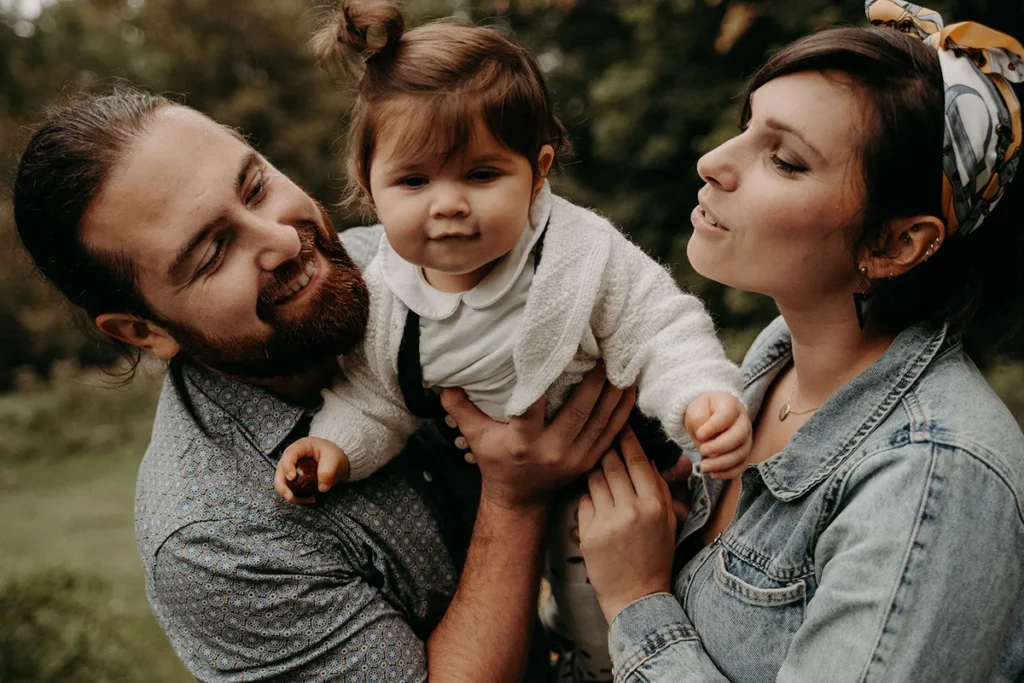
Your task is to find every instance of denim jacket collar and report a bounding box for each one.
[743,317,950,501]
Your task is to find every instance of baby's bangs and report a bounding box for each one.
[374,95,483,170]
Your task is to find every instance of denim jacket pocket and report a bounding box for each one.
[689,547,808,676]
[712,549,807,607]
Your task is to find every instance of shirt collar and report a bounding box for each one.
[742,317,950,501]
[179,362,307,456]
[377,181,554,321]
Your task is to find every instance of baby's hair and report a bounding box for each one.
[313,0,569,210]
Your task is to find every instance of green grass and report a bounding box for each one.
[0,367,191,683]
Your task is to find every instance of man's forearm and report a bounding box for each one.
[426,498,548,682]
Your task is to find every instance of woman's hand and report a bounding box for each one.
[577,427,678,624]
[440,365,635,510]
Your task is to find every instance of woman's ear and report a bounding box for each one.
[533,145,555,196]
[95,314,181,360]
[858,215,946,280]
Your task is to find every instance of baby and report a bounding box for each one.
[274,2,751,679]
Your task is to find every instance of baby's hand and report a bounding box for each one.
[683,392,752,480]
[274,436,351,504]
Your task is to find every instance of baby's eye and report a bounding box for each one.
[468,168,501,182]
[398,175,429,188]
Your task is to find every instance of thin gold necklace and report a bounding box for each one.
[778,377,821,422]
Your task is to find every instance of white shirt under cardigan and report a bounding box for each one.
[311,183,744,481]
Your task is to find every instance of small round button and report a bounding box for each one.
[422,471,433,483]
[444,415,458,429]
[454,436,469,450]
[463,452,477,464]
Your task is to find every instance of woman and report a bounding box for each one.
[575,2,1024,680]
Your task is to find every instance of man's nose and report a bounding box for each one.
[249,215,302,272]
[428,182,470,219]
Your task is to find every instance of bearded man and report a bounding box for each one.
[14,90,639,682]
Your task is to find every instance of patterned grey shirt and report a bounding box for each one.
[134,227,490,682]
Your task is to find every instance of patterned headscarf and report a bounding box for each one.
[866,0,1024,238]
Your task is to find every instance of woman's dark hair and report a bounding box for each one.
[743,26,1024,359]
[13,88,174,379]
[313,0,569,209]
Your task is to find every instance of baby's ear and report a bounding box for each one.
[535,144,555,190]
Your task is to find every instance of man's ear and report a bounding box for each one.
[95,313,180,360]
[858,214,946,280]
[533,145,555,197]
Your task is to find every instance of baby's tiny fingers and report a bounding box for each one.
[710,461,749,480]
[699,419,750,457]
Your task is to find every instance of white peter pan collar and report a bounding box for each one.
[376,181,554,321]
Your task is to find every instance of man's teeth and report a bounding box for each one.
[280,262,316,299]
[706,212,718,226]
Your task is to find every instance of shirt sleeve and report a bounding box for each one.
[607,444,1024,682]
[591,231,744,446]
[152,518,429,683]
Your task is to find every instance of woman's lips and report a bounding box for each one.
[691,205,729,232]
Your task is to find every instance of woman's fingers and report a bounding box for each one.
[601,451,636,504]
[617,427,662,500]
[587,464,614,511]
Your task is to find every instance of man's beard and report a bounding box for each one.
[160,204,370,380]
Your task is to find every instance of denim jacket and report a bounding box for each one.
[607,316,1024,682]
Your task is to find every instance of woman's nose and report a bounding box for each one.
[429,182,471,219]
[697,139,740,192]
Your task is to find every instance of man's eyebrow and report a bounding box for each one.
[764,118,825,163]
[167,150,260,283]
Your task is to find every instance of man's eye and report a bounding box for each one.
[196,238,226,278]
[246,171,268,204]
[468,168,500,182]
[398,176,428,188]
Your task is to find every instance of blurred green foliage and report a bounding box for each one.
[1,0,1021,390]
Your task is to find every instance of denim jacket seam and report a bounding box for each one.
[927,440,1024,524]
[722,537,813,582]
[861,442,939,682]
[614,624,699,681]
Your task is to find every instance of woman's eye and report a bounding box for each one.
[771,154,806,175]
[196,238,226,278]
[468,168,500,182]
[398,176,428,188]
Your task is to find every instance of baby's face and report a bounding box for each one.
[368,115,541,292]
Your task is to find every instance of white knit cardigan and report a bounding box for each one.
[311,192,743,481]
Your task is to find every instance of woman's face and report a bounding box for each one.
[688,71,871,305]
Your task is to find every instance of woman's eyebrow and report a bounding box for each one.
[763,117,825,163]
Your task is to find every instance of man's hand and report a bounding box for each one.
[684,391,752,480]
[440,365,635,510]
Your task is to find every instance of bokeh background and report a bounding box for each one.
[1,0,1021,680]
